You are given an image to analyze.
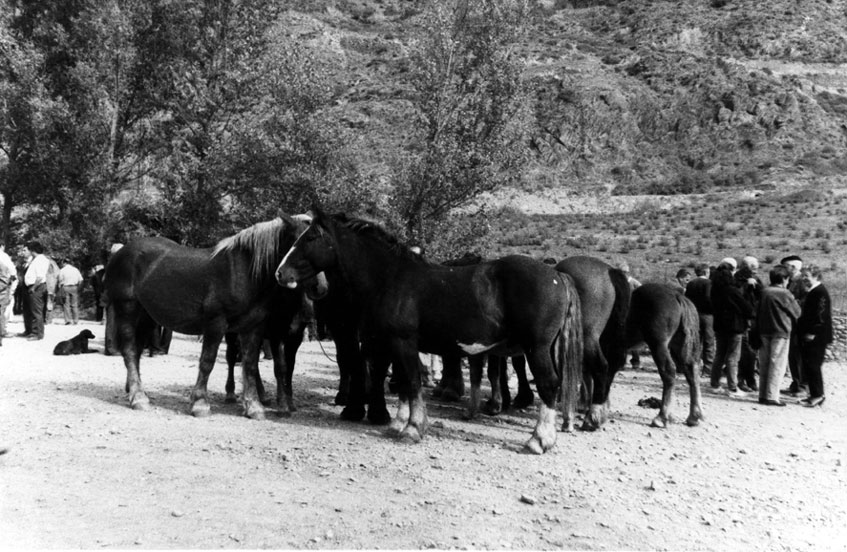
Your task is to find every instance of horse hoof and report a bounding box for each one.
[386,420,404,437]
[224,394,237,404]
[650,417,668,429]
[334,392,348,406]
[277,410,292,418]
[367,408,391,425]
[462,409,477,421]
[191,403,211,418]
[130,396,151,411]
[482,401,502,416]
[513,393,534,410]
[522,437,545,455]
[246,409,266,421]
[439,388,463,403]
[398,427,422,444]
[340,405,366,422]
[561,421,575,433]
[685,416,701,427]
[580,419,600,432]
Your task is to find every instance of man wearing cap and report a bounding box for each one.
[781,255,806,395]
[710,259,754,394]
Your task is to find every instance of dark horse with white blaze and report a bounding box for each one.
[555,255,631,430]
[103,216,327,419]
[626,283,703,427]
[276,209,583,454]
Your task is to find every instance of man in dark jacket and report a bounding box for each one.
[735,256,763,392]
[781,255,807,395]
[796,265,833,407]
[685,263,714,377]
[710,263,754,394]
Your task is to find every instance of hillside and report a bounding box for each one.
[284,0,847,194]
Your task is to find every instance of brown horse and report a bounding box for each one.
[556,256,631,430]
[626,283,703,427]
[104,216,327,419]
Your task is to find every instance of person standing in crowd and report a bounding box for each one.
[685,263,715,377]
[796,265,833,408]
[58,258,84,325]
[21,241,50,341]
[673,268,691,292]
[755,266,801,406]
[735,256,763,392]
[710,260,754,394]
[781,255,806,396]
[0,243,16,338]
[618,261,643,369]
[44,254,60,324]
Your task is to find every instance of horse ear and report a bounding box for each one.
[310,203,328,223]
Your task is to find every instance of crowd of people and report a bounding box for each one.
[667,254,834,408]
[0,241,107,347]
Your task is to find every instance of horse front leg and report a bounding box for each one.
[387,342,428,443]
[189,324,225,418]
[512,355,534,409]
[464,355,485,420]
[650,342,675,429]
[224,332,239,403]
[366,349,392,425]
[523,348,560,455]
[433,354,464,402]
[482,356,505,415]
[237,329,266,420]
[276,326,305,416]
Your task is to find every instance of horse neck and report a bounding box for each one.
[333,227,409,298]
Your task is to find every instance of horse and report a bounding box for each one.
[555,255,631,430]
[276,208,583,454]
[103,216,327,419]
[625,283,703,428]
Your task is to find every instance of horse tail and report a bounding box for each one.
[677,294,701,366]
[558,274,584,425]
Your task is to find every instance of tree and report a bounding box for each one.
[390,0,533,256]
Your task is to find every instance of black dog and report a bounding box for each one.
[53,329,98,355]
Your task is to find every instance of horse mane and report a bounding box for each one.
[329,213,426,264]
[212,218,289,281]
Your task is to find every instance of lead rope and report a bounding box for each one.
[316,338,337,364]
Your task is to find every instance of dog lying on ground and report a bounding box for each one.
[53,329,98,355]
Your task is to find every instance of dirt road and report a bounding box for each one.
[1,319,845,550]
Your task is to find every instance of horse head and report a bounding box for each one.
[276,206,337,293]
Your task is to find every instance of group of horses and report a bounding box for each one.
[103,208,703,455]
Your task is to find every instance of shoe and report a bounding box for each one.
[758,399,786,407]
[738,383,752,393]
[780,387,800,397]
[803,396,826,408]
[27,335,43,341]
[16,332,31,337]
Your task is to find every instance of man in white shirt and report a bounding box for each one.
[22,241,50,340]
[58,258,84,325]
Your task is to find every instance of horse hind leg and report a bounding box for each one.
[189,325,226,418]
[482,356,506,415]
[523,348,560,454]
[117,302,150,411]
[650,341,676,429]
[674,345,704,426]
[464,356,485,420]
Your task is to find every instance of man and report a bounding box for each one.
[780,255,806,395]
[735,256,763,392]
[22,241,50,340]
[58,258,84,325]
[755,266,801,406]
[44,255,60,324]
[673,268,691,292]
[685,263,715,377]
[796,265,833,407]
[0,243,16,338]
